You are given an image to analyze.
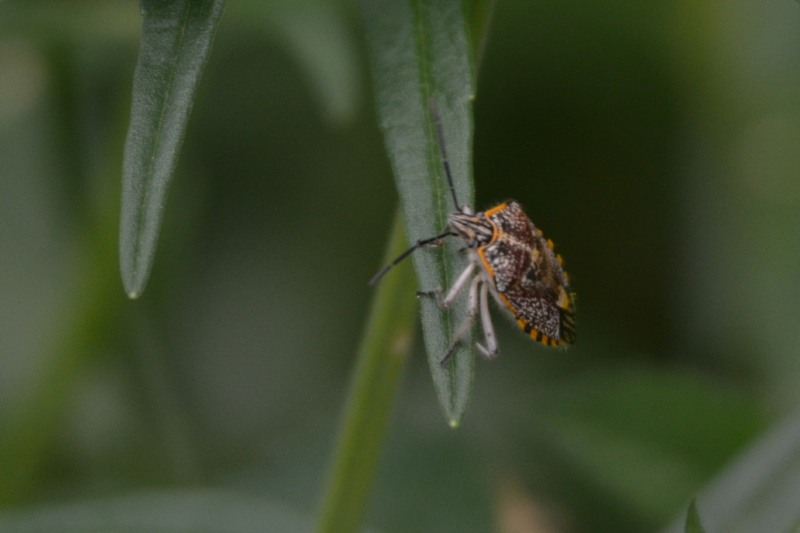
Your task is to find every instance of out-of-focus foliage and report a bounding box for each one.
[0,0,799,531]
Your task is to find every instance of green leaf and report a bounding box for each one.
[684,498,706,533]
[231,0,361,125]
[266,3,360,125]
[465,0,497,74]
[525,366,763,526]
[119,0,225,298]
[663,413,800,533]
[361,0,476,425]
[0,490,312,532]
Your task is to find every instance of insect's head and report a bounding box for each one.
[448,211,493,249]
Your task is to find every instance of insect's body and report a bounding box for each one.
[370,101,575,363]
[448,201,576,352]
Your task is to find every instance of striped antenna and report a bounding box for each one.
[428,98,461,210]
[368,99,461,285]
[369,230,455,286]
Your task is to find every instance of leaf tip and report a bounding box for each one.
[685,496,706,533]
[120,253,149,300]
[122,271,144,299]
[448,418,460,429]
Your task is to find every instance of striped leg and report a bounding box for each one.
[416,262,475,305]
[476,281,498,359]
[442,262,476,308]
[440,274,482,364]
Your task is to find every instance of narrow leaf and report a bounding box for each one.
[119,0,225,298]
[465,0,497,74]
[684,498,706,533]
[361,0,476,425]
[0,490,311,532]
[664,412,800,533]
[268,3,360,124]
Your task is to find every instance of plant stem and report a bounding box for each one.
[316,210,418,533]
[0,226,121,505]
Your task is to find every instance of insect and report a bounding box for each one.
[370,102,576,363]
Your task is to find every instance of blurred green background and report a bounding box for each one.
[1,1,799,531]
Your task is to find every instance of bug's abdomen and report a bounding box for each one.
[477,201,576,346]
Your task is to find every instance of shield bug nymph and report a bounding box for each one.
[370,101,576,364]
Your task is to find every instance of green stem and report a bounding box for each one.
[316,210,418,533]
[0,228,121,506]
[0,47,125,506]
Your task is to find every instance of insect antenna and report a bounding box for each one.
[369,230,455,286]
[429,98,461,211]
[370,100,463,286]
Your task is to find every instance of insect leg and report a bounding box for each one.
[440,274,481,365]
[442,262,476,308]
[476,281,499,359]
[416,289,441,300]
[417,261,474,304]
